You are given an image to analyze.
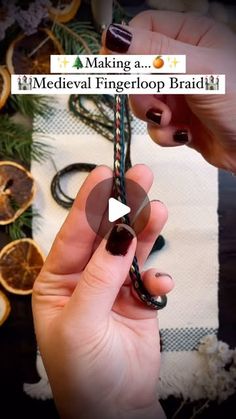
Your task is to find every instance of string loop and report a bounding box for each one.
[113,95,167,310]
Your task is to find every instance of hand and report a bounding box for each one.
[32,165,173,419]
[102,11,236,173]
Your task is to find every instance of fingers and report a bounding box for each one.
[128,10,212,44]
[130,94,192,147]
[113,266,174,321]
[43,165,113,276]
[147,123,191,147]
[129,10,233,48]
[129,94,172,128]
[102,11,219,74]
[92,164,154,251]
[66,224,137,322]
[125,163,153,190]
[72,220,173,322]
[126,268,174,314]
[141,269,174,296]
[102,11,218,47]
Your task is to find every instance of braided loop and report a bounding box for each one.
[113,95,167,310]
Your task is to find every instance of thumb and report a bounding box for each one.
[103,24,217,74]
[67,224,136,321]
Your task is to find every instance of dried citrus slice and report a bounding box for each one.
[0,66,10,110]
[0,161,35,225]
[48,0,81,23]
[0,290,11,326]
[0,238,44,295]
[6,28,63,74]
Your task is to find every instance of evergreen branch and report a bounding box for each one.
[9,95,53,119]
[6,208,41,241]
[113,0,132,23]
[52,21,100,55]
[54,22,92,53]
[0,116,51,164]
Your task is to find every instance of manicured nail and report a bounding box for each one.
[173,129,189,144]
[106,224,135,256]
[105,24,132,53]
[146,108,163,125]
[155,272,172,280]
[160,331,163,352]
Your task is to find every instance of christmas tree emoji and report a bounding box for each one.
[73,56,83,69]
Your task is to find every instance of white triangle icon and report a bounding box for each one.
[108,198,131,223]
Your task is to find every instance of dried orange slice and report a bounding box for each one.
[0,161,35,225]
[0,290,11,326]
[0,238,44,295]
[48,0,81,23]
[0,66,10,110]
[6,28,63,74]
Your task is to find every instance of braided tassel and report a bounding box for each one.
[113,95,167,310]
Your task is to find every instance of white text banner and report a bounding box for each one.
[11,74,225,95]
[50,54,186,74]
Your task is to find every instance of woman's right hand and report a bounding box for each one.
[102,11,236,172]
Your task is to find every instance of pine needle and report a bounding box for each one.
[113,0,132,23]
[9,95,53,119]
[52,21,101,55]
[6,208,41,241]
[0,116,51,164]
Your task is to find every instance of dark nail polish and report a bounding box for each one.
[160,331,163,352]
[155,272,172,280]
[173,129,189,143]
[106,224,134,256]
[146,108,162,125]
[106,24,132,53]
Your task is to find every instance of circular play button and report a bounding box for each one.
[85,177,151,238]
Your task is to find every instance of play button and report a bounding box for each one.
[108,198,130,222]
[85,177,151,239]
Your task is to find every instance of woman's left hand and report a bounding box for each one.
[32,164,173,419]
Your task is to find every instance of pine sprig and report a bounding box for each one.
[0,116,51,164]
[9,95,53,119]
[6,208,41,241]
[52,21,101,55]
[113,0,132,23]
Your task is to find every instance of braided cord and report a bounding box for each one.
[113,95,167,310]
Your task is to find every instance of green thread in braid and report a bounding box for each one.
[113,95,167,310]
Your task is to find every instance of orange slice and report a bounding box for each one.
[0,238,44,295]
[6,28,63,74]
[0,291,11,326]
[153,56,164,69]
[48,0,81,23]
[0,161,35,225]
[0,66,11,110]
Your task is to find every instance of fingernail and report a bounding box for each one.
[146,108,163,126]
[151,199,164,204]
[155,272,172,280]
[160,331,163,352]
[105,24,132,53]
[173,129,189,144]
[106,224,135,256]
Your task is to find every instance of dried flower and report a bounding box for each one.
[0,0,17,41]
[217,341,233,364]
[198,334,218,354]
[15,0,51,35]
[195,335,236,403]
